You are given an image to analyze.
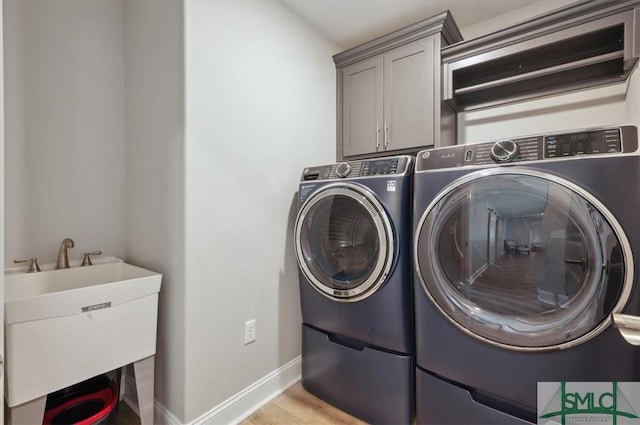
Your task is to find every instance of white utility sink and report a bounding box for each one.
[4,260,161,413]
[5,260,160,324]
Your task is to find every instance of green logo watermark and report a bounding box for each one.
[538,382,640,425]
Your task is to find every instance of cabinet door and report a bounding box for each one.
[384,37,436,151]
[341,56,383,157]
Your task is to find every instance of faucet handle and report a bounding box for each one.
[14,258,42,273]
[81,251,102,266]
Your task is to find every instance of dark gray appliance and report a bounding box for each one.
[294,155,414,424]
[412,125,640,424]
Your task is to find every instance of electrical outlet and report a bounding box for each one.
[244,319,256,345]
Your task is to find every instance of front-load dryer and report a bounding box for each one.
[294,155,414,424]
[412,126,640,424]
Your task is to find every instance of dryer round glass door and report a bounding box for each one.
[295,183,394,302]
[415,168,633,351]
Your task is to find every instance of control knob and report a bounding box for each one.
[336,163,352,178]
[490,140,519,162]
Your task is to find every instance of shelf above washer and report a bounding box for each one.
[442,0,640,111]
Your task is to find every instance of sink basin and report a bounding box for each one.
[5,260,160,324]
[4,260,161,408]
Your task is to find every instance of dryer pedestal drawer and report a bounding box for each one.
[416,367,533,425]
[302,324,413,425]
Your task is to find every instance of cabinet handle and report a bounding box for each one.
[384,124,389,149]
[376,125,381,151]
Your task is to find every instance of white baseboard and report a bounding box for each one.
[154,398,183,425]
[127,356,301,425]
[194,356,301,425]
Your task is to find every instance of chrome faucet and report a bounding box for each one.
[55,238,75,269]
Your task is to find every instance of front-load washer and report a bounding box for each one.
[294,155,414,424]
[412,125,640,424]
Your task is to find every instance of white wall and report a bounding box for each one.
[183,1,336,422]
[124,0,187,421]
[4,0,126,265]
[626,62,640,126]
[457,84,628,144]
[461,0,581,40]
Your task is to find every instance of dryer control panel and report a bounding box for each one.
[301,156,412,181]
[416,125,637,171]
[545,128,622,158]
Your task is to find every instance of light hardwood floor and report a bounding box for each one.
[241,382,368,425]
[110,382,367,424]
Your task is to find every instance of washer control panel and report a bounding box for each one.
[301,156,411,181]
[416,126,636,171]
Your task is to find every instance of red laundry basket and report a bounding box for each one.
[43,375,118,425]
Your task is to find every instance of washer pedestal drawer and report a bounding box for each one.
[302,323,413,425]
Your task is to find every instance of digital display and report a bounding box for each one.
[545,129,621,158]
[568,133,589,141]
[362,158,400,175]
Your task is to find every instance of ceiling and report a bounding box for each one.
[281,0,543,51]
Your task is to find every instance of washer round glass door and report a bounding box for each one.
[415,168,633,351]
[295,183,394,302]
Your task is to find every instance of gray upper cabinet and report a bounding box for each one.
[384,38,436,153]
[335,12,462,160]
[342,57,383,157]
